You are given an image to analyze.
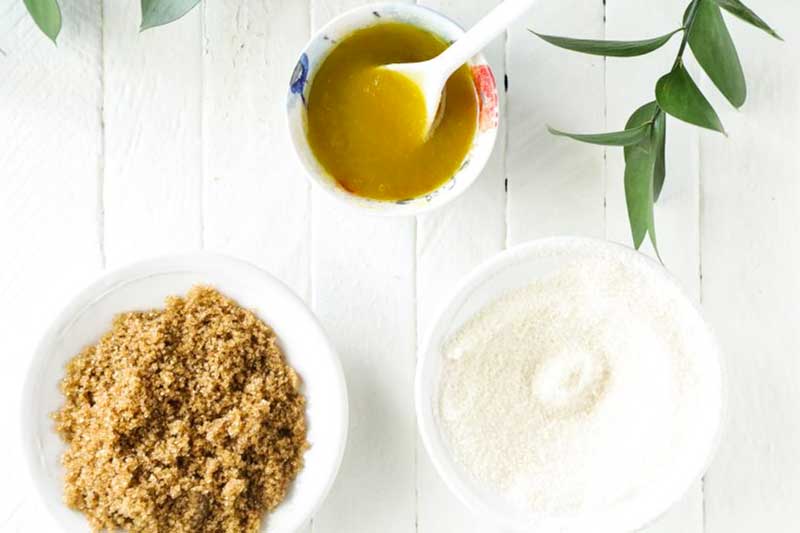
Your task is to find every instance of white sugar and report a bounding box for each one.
[438,254,721,517]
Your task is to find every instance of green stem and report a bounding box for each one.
[674,0,702,68]
[652,107,663,123]
[656,0,703,117]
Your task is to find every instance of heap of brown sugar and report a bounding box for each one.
[54,286,307,533]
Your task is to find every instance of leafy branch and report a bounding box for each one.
[533,0,781,256]
[23,0,202,43]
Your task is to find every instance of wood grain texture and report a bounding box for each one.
[604,2,703,529]
[202,0,311,299]
[0,0,102,530]
[414,1,507,531]
[3,0,800,531]
[310,193,417,533]
[201,2,311,529]
[701,2,800,531]
[308,2,417,532]
[102,0,202,266]
[506,0,606,244]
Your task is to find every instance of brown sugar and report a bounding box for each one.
[53,286,307,533]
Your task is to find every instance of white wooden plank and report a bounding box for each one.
[202,3,311,530]
[308,1,417,532]
[0,0,103,530]
[413,1,506,531]
[701,2,800,532]
[310,194,417,533]
[603,2,703,530]
[506,0,606,244]
[202,0,311,300]
[102,1,202,266]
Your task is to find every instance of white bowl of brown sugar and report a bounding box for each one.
[21,252,348,533]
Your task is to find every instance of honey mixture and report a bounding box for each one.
[54,286,307,533]
[306,22,478,200]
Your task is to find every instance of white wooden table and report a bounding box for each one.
[1,1,798,531]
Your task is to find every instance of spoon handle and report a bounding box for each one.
[435,0,537,78]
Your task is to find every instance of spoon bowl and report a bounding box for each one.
[382,59,448,137]
[383,0,537,136]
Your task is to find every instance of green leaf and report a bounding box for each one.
[623,102,659,253]
[653,110,667,202]
[688,0,746,108]
[530,29,682,57]
[23,0,61,43]
[141,0,201,31]
[656,63,725,133]
[547,123,652,146]
[623,102,659,158]
[716,0,782,40]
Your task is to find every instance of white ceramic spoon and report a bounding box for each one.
[384,0,537,136]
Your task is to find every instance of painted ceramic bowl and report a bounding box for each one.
[286,2,500,216]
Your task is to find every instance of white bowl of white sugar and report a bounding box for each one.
[416,237,725,533]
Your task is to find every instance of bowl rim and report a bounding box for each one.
[20,251,349,533]
[285,2,500,217]
[415,236,728,532]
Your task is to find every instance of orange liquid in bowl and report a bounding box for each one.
[306,22,478,201]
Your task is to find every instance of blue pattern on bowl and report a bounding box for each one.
[290,53,309,105]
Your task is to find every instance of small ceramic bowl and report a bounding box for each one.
[286,2,500,216]
[21,253,349,533]
[416,237,726,532]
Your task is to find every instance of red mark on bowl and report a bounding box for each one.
[471,65,498,132]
